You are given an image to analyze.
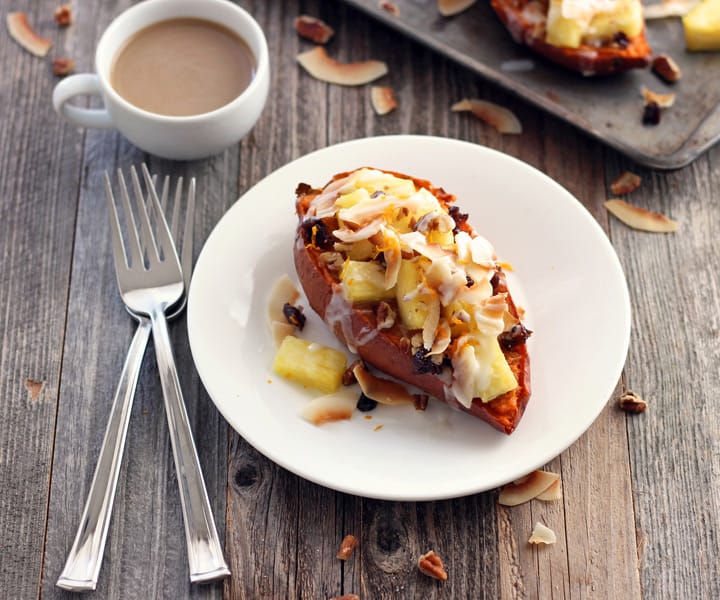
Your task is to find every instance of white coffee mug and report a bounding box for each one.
[53,0,269,160]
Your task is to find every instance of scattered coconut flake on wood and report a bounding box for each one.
[438,0,478,17]
[371,86,398,115]
[605,199,678,232]
[498,469,560,506]
[529,522,557,545]
[353,363,414,405]
[7,12,52,57]
[301,389,358,425]
[644,0,700,19]
[535,478,563,501]
[610,171,642,195]
[642,87,675,109]
[297,46,388,86]
[451,98,522,134]
[294,15,334,44]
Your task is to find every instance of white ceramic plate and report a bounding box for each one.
[188,135,631,501]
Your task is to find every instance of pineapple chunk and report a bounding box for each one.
[475,338,518,401]
[341,260,395,303]
[586,1,643,42]
[345,239,377,261]
[336,187,371,209]
[272,336,347,394]
[546,0,584,47]
[396,258,439,330]
[426,228,455,248]
[683,0,720,50]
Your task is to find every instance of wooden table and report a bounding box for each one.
[2,1,718,598]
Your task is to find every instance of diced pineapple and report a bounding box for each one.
[474,338,518,401]
[586,1,643,42]
[546,0,584,47]
[396,258,439,330]
[683,0,720,51]
[336,187,371,209]
[426,228,455,248]
[345,239,377,261]
[272,335,347,394]
[341,260,395,303]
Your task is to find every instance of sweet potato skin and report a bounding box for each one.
[490,0,651,76]
[293,171,531,434]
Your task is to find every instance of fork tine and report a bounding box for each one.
[130,165,161,265]
[104,173,129,273]
[170,176,183,244]
[180,178,196,292]
[115,169,144,270]
[141,164,178,266]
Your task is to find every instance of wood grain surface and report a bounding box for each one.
[0,1,718,599]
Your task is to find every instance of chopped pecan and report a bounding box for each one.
[379,0,400,16]
[336,534,358,560]
[54,4,72,26]
[610,171,642,195]
[412,394,429,411]
[652,54,682,83]
[52,57,75,76]
[418,550,448,581]
[294,15,334,44]
[618,390,647,413]
[343,359,363,386]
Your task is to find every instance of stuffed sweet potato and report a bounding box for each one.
[292,168,531,434]
[490,0,651,76]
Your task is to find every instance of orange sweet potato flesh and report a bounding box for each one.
[293,169,531,434]
[490,0,651,76]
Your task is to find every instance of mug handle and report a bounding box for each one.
[53,74,115,129]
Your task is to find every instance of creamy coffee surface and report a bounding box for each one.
[111,18,255,117]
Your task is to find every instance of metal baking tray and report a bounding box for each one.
[343,0,720,169]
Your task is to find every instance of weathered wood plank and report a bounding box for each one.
[0,1,94,597]
[608,146,720,599]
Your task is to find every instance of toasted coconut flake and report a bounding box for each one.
[642,87,675,108]
[643,0,700,19]
[371,86,398,115]
[610,171,642,195]
[451,98,522,134]
[7,12,52,57]
[301,389,358,425]
[498,470,560,506]
[605,199,678,233]
[267,274,301,327]
[529,522,556,545]
[271,321,296,348]
[353,364,414,405]
[297,46,388,86]
[535,478,563,501]
[54,5,72,26]
[379,0,400,16]
[294,15,334,44]
[438,0,478,17]
[52,57,75,76]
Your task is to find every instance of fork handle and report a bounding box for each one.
[57,318,151,592]
[149,308,231,583]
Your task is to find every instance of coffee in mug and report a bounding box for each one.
[110,18,256,117]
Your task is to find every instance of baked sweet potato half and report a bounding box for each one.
[490,0,651,76]
[293,168,531,434]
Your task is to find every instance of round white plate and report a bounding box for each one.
[188,135,631,501]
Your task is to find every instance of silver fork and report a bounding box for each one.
[57,175,196,592]
[59,166,229,589]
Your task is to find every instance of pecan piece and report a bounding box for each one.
[54,4,72,26]
[618,390,647,413]
[418,550,448,581]
[652,54,682,83]
[376,300,395,330]
[337,534,358,560]
[379,1,400,16]
[610,171,642,195]
[294,15,334,44]
[412,394,429,411]
[53,57,75,76]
